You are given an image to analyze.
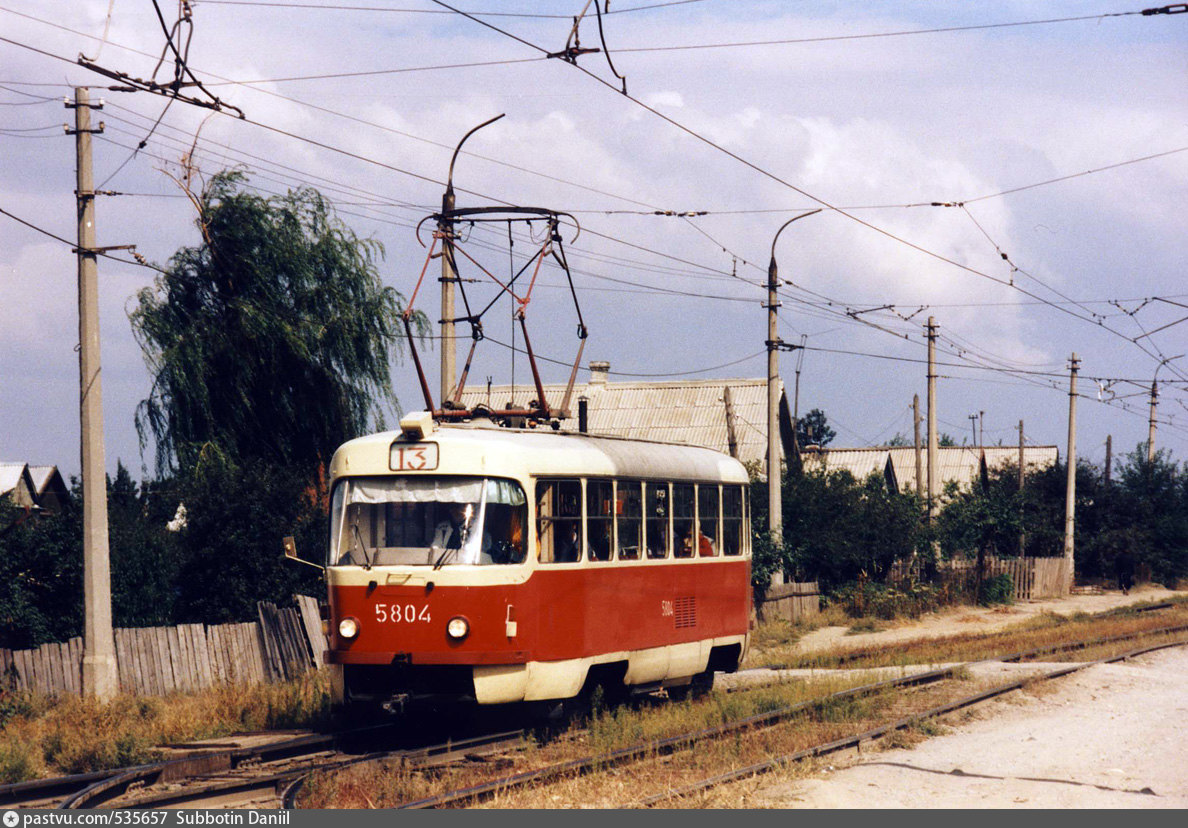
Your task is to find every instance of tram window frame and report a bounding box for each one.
[644,481,671,560]
[536,478,583,564]
[722,485,744,556]
[615,480,643,561]
[673,483,696,558]
[586,479,614,563]
[696,484,720,557]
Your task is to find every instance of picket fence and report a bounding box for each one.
[889,556,1070,601]
[0,595,328,698]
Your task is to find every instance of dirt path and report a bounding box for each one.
[743,586,1188,809]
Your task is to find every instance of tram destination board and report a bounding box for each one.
[389,442,438,471]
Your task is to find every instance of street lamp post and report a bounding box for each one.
[766,210,821,569]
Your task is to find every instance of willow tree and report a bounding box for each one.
[132,169,424,477]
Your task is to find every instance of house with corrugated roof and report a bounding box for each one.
[801,445,1059,494]
[0,463,38,509]
[456,361,789,468]
[27,465,70,512]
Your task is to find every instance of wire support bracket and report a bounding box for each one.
[76,56,245,119]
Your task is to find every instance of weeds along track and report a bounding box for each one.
[332,624,1188,809]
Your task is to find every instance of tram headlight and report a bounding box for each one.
[338,617,360,640]
[446,616,470,640]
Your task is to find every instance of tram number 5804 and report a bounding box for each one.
[661,600,674,617]
[375,603,431,624]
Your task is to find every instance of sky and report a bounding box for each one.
[1,0,1186,481]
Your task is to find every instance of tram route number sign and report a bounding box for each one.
[390,442,439,471]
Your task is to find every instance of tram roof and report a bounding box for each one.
[330,419,750,484]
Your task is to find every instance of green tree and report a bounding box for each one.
[750,465,925,592]
[170,456,323,624]
[108,462,180,628]
[0,498,83,649]
[1115,447,1188,584]
[796,408,836,447]
[131,169,426,477]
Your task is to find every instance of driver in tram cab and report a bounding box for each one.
[430,502,491,562]
[431,502,470,552]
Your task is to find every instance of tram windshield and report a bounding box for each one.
[329,476,528,567]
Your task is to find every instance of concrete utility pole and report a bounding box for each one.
[1148,355,1184,464]
[1147,380,1158,464]
[979,411,984,446]
[766,210,820,572]
[926,317,938,522]
[967,413,977,447]
[69,88,117,699]
[1105,434,1113,487]
[792,333,807,454]
[439,184,457,405]
[1018,420,1025,557]
[1063,353,1079,594]
[912,394,923,499]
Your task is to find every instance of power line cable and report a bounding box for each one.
[192,0,709,18]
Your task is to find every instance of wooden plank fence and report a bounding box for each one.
[1,596,326,698]
[755,581,820,623]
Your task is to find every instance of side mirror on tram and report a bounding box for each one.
[283,535,325,571]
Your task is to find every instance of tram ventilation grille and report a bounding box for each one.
[674,597,696,628]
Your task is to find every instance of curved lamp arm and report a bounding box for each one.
[769,209,823,283]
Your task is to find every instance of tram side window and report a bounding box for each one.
[674,483,696,558]
[587,480,613,562]
[645,482,669,559]
[616,481,642,560]
[696,485,719,557]
[722,485,744,556]
[537,479,582,563]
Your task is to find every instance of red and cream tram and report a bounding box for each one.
[323,411,752,711]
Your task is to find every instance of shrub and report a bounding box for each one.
[828,580,948,620]
[978,573,1014,606]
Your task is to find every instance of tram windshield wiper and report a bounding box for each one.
[352,523,373,568]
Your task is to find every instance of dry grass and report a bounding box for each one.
[0,670,330,783]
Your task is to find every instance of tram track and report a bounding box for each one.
[57,727,528,810]
[341,623,1188,809]
[6,619,1184,810]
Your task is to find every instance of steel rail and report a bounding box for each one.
[58,730,340,809]
[0,767,128,808]
[635,636,1188,807]
[392,623,1188,809]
